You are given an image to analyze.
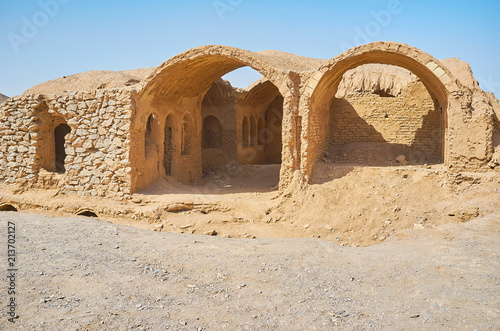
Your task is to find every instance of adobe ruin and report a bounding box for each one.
[1,42,499,202]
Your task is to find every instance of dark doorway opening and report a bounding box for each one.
[0,204,18,212]
[77,210,98,217]
[54,123,71,173]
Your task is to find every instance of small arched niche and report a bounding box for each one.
[242,116,249,147]
[145,113,161,159]
[202,115,222,149]
[181,115,192,156]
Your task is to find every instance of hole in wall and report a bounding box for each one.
[0,203,18,212]
[76,209,99,218]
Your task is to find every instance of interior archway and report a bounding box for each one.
[237,79,283,166]
[242,116,249,147]
[200,79,237,172]
[202,116,222,149]
[145,113,160,159]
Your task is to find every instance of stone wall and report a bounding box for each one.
[0,89,134,198]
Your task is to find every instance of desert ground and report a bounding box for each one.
[0,210,498,330]
[0,163,499,330]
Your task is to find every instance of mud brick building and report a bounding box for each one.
[1,42,499,199]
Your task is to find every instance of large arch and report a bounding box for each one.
[131,46,302,192]
[301,42,464,181]
[137,46,288,103]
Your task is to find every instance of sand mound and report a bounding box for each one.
[257,49,326,72]
[270,165,498,247]
[336,64,417,98]
[0,93,8,105]
[336,58,480,98]
[24,67,155,95]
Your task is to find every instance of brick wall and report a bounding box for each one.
[330,81,442,159]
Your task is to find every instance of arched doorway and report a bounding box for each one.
[33,101,72,174]
[145,113,160,159]
[202,116,222,149]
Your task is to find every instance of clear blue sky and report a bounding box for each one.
[1,0,499,97]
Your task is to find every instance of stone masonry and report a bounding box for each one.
[0,89,133,198]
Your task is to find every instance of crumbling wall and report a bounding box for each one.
[0,89,134,198]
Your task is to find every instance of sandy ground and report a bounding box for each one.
[1,163,499,248]
[0,211,498,330]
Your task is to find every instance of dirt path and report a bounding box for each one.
[0,211,498,330]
